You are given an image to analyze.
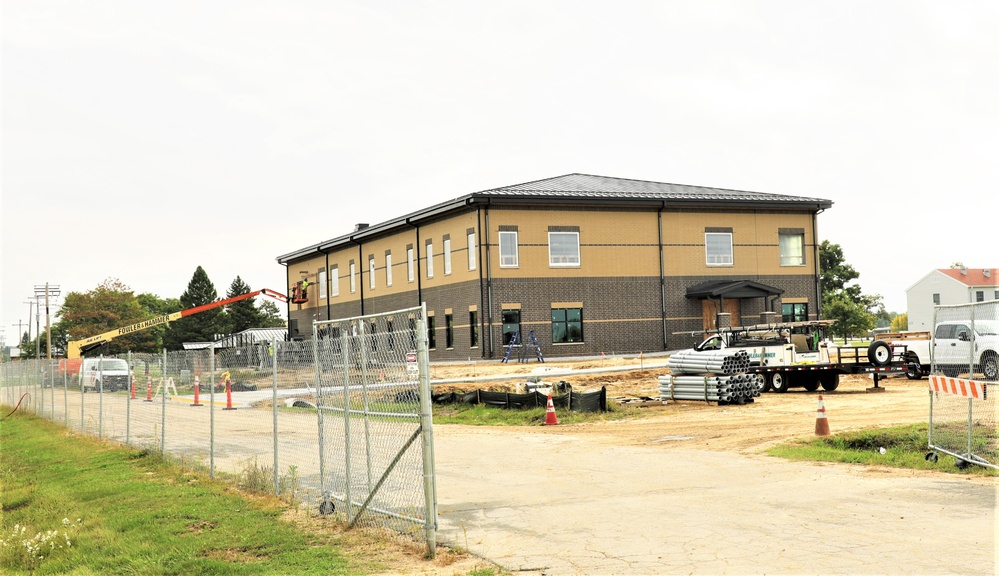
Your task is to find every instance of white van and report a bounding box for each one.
[80,357,131,392]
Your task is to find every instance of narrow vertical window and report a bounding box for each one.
[499,231,519,268]
[387,320,395,350]
[445,313,454,349]
[467,231,476,271]
[443,236,452,275]
[932,293,940,305]
[318,268,327,299]
[330,266,339,297]
[385,252,393,286]
[349,261,356,293]
[427,315,437,349]
[426,240,434,278]
[407,246,415,282]
[369,256,376,290]
[469,310,478,348]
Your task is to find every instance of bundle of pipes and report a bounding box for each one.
[666,349,751,375]
[657,374,759,404]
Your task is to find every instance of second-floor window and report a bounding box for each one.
[426,241,434,278]
[408,247,415,282]
[779,230,805,266]
[369,257,376,290]
[386,253,393,286]
[330,266,339,297]
[467,231,477,270]
[318,269,327,299]
[444,237,452,275]
[705,232,733,266]
[548,231,580,267]
[499,231,518,268]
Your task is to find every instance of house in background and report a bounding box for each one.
[276,173,832,359]
[905,267,999,331]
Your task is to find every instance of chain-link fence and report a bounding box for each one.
[928,302,998,470]
[0,305,438,554]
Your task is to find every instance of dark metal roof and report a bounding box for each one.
[685,280,785,299]
[277,173,833,264]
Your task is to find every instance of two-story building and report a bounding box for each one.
[275,173,832,359]
[905,267,999,331]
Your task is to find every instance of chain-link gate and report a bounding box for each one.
[311,305,437,553]
[928,301,998,470]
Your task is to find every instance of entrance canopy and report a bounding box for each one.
[685,279,784,300]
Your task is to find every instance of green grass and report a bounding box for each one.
[767,423,999,476]
[0,415,393,575]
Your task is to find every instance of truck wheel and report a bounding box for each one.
[754,374,770,394]
[981,353,999,380]
[819,373,840,391]
[769,372,789,393]
[905,360,923,380]
[867,341,892,366]
[802,375,820,392]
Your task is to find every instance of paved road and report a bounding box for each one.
[433,425,997,575]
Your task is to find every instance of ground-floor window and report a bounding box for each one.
[501,309,521,345]
[469,310,478,348]
[552,308,583,343]
[445,314,454,349]
[782,303,808,322]
[427,315,437,349]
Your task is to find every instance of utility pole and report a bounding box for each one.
[34,284,61,360]
[23,300,34,356]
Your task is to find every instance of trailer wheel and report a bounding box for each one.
[819,373,840,391]
[754,374,770,394]
[802,375,820,392]
[867,341,892,366]
[905,360,923,380]
[769,372,789,393]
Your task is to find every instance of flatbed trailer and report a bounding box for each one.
[749,341,909,393]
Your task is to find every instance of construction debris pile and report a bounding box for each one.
[658,349,759,405]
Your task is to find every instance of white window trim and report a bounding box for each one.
[427,242,434,278]
[499,231,519,268]
[444,238,452,275]
[778,232,805,267]
[705,232,734,267]
[467,232,477,271]
[407,248,415,282]
[369,257,376,289]
[386,253,393,286]
[349,263,356,293]
[548,231,581,268]
[318,269,328,299]
[330,266,339,297]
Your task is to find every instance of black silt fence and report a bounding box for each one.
[431,386,607,413]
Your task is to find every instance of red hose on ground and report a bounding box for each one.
[3,393,31,418]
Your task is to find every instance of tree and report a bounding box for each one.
[819,241,880,339]
[890,313,908,332]
[257,301,287,328]
[135,293,183,351]
[163,266,224,350]
[225,276,263,333]
[55,278,159,355]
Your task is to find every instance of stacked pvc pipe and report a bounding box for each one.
[667,349,751,375]
[658,373,759,404]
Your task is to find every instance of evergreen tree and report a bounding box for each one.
[163,266,223,349]
[225,276,263,333]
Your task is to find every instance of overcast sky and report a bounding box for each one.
[3,1,997,346]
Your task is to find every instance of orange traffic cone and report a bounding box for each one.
[144,375,153,402]
[543,393,559,426]
[815,395,831,436]
[130,371,137,400]
[223,376,236,411]
[192,372,203,407]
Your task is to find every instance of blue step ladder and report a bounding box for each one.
[521,330,546,364]
[501,331,519,363]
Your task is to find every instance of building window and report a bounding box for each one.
[932,293,940,305]
[552,308,583,343]
[976,290,985,302]
[779,230,805,266]
[995,290,999,300]
[467,231,477,271]
[549,232,580,267]
[499,231,519,268]
[330,266,339,297]
[387,320,395,350]
[427,315,437,349]
[369,322,377,352]
[426,241,434,278]
[444,237,452,275]
[501,309,521,346]
[386,252,393,286]
[469,310,478,348]
[408,247,415,282]
[350,262,356,293]
[445,313,454,349]
[408,317,417,350]
[706,233,733,266]
[369,256,376,290]
[318,269,327,299]
[782,303,808,322]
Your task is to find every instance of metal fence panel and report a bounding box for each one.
[929,302,998,469]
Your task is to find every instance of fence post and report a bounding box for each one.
[160,349,166,457]
[417,304,438,558]
[341,327,354,519]
[63,365,68,429]
[98,355,104,440]
[272,338,279,498]
[360,321,373,492]
[210,343,216,479]
[126,351,132,445]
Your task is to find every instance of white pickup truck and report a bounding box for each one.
[888,320,999,380]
